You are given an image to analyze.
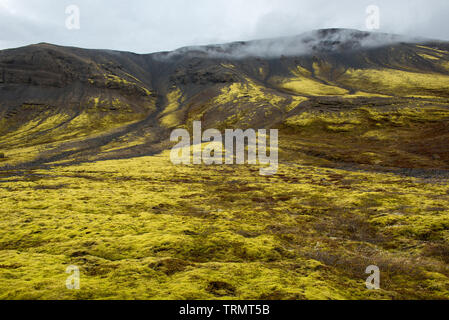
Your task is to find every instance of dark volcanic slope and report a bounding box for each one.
[1,29,449,168]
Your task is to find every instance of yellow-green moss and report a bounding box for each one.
[1,145,449,299]
[340,68,449,97]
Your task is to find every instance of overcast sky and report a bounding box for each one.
[0,0,448,53]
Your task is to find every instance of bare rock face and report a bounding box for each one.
[170,66,237,85]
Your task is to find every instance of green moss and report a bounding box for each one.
[340,68,449,97]
[1,147,449,299]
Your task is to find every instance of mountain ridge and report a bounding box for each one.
[8,28,436,56]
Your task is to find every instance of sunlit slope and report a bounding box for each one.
[264,43,449,98]
[281,104,449,169]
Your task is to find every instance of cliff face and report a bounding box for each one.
[1,29,449,168]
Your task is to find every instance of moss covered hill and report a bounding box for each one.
[1,28,449,167]
[1,29,449,299]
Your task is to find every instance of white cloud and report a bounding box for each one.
[0,0,447,53]
[0,0,16,14]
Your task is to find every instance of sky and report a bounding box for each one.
[0,0,448,53]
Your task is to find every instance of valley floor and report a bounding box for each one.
[1,149,449,299]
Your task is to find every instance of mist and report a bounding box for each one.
[157,29,425,60]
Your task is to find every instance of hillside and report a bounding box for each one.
[1,29,449,299]
[1,28,449,168]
